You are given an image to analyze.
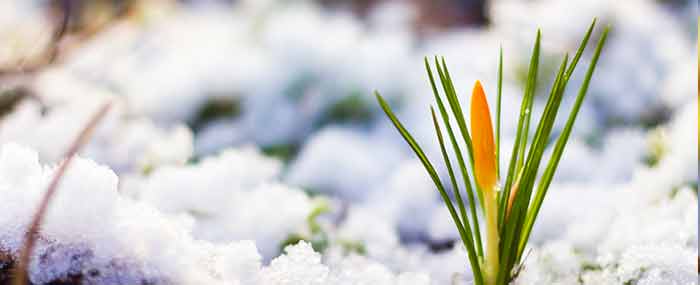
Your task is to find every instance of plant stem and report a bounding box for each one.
[484,185,499,285]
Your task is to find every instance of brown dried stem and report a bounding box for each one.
[12,101,112,285]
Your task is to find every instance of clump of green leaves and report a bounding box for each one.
[375,19,609,285]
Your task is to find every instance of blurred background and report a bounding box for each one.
[0,0,697,233]
[0,0,696,201]
[1,0,694,160]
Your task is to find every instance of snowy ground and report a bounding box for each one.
[0,0,696,284]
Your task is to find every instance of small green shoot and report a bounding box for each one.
[280,198,331,253]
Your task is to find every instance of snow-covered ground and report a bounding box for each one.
[0,0,696,284]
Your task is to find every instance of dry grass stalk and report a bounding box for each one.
[12,101,112,285]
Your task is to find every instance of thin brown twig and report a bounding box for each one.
[12,101,112,285]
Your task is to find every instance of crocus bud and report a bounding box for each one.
[471,80,497,192]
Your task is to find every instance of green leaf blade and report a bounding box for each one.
[425,57,485,259]
[518,26,610,258]
[375,92,485,285]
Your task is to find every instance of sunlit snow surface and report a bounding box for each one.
[0,0,696,284]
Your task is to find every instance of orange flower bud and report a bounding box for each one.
[470,80,497,191]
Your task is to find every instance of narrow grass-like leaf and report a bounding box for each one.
[501,31,541,238]
[496,46,504,179]
[504,31,541,194]
[430,107,473,248]
[565,18,597,79]
[496,46,507,227]
[516,30,541,173]
[436,58,488,260]
[435,57,485,210]
[430,107,486,283]
[425,58,484,258]
[509,21,596,245]
[496,53,569,285]
[509,54,570,267]
[518,26,610,258]
[375,92,484,285]
[433,58,475,165]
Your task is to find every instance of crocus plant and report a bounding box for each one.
[375,19,609,285]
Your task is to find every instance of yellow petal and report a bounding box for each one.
[470,80,497,191]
